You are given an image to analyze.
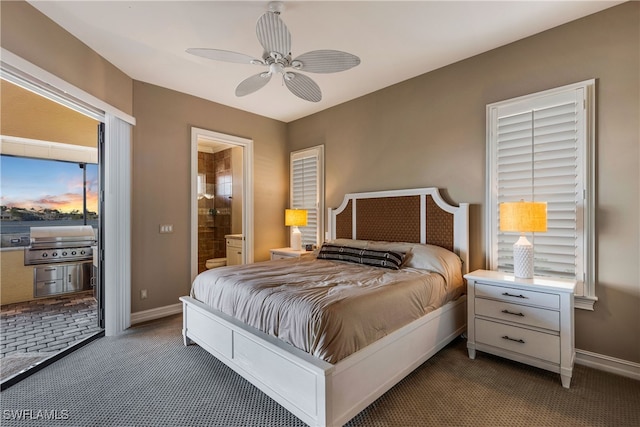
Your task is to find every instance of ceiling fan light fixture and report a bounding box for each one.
[186,2,359,102]
[268,1,284,15]
[268,62,285,75]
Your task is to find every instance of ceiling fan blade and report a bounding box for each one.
[292,50,361,74]
[235,72,272,97]
[284,72,322,102]
[256,12,291,56]
[186,48,260,65]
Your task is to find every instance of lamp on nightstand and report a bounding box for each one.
[285,209,307,251]
[500,200,547,279]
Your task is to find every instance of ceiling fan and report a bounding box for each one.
[186,1,360,102]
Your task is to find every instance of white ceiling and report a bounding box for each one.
[28,1,622,123]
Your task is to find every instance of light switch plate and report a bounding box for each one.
[159,224,173,233]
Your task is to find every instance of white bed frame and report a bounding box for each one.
[181,187,469,427]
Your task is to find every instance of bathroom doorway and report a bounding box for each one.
[190,128,253,281]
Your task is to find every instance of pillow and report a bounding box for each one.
[326,239,462,286]
[405,244,462,287]
[325,239,369,249]
[317,243,405,270]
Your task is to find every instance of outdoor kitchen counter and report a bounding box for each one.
[0,246,27,252]
[0,247,34,304]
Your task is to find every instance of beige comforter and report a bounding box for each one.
[191,256,461,364]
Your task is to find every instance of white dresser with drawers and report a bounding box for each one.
[464,270,576,388]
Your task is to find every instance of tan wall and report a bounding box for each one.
[288,3,640,363]
[131,81,288,312]
[0,0,133,116]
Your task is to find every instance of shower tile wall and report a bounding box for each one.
[198,149,232,273]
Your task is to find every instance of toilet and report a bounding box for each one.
[205,234,243,269]
[205,257,227,269]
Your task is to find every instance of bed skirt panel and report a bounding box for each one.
[181,295,466,427]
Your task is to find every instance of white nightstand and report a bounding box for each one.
[270,247,311,260]
[464,270,576,388]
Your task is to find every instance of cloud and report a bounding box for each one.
[3,191,98,213]
[2,162,99,213]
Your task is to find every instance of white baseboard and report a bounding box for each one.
[576,348,640,381]
[131,303,182,325]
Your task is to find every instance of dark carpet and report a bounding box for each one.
[1,314,638,426]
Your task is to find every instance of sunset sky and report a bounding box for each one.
[1,155,98,213]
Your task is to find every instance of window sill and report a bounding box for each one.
[575,294,598,311]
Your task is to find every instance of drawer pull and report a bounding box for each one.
[502,335,525,344]
[44,281,56,286]
[502,292,527,299]
[501,309,525,317]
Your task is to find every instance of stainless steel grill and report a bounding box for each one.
[24,226,96,266]
[25,226,97,298]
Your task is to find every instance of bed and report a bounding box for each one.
[180,187,469,427]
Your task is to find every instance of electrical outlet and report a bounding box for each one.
[140,289,148,299]
[159,224,173,234]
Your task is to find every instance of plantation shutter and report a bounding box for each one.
[291,146,324,246]
[488,82,594,297]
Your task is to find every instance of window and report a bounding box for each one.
[486,80,595,309]
[290,145,324,247]
[0,154,98,248]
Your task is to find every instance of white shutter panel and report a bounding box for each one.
[292,155,318,246]
[291,146,324,246]
[494,92,581,281]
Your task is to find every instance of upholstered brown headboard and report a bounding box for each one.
[328,188,469,273]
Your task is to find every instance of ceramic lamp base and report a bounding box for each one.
[291,227,302,251]
[513,235,534,279]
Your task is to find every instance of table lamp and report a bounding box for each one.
[285,209,308,251]
[499,201,547,279]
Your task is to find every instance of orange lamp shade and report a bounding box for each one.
[285,209,308,227]
[499,201,547,233]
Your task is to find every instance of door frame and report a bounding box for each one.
[1,49,135,336]
[190,127,254,281]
